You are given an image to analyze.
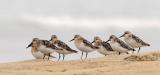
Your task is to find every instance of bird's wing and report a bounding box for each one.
[41,40,61,50]
[50,44,62,50]
[83,39,99,49]
[58,40,77,53]
[132,35,150,46]
[117,39,133,50]
[102,42,114,51]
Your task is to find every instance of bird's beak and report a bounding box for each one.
[119,34,125,38]
[26,45,30,49]
[91,41,95,43]
[70,39,75,42]
[49,38,52,41]
[26,42,32,49]
[26,47,29,49]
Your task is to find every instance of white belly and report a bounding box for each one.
[31,51,44,59]
[124,38,142,48]
[110,42,128,53]
[38,45,54,54]
[75,42,95,52]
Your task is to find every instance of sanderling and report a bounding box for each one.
[50,35,78,61]
[92,36,114,56]
[27,38,57,60]
[119,31,150,53]
[27,38,44,59]
[106,35,135,55]
[70,35,99,60]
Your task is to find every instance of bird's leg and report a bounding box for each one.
[85,52,88,59]
[63,54,65,61]
[81,52,83,60]
[58,53,61,61]
[43,54,46,60]
[47,53,50,60]
[138,47,141,53]
[119,52,121,55]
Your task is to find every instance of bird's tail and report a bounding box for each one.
[146,43,150,46]
[50,55,56,58]
[71,50,78,53]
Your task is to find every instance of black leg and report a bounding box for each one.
[81,52,83,60]
[138,47,141,53]
[58,53,61,61]
[48,53,50,60]
[43,54,46,59]
[63,54,65,61]
[85,52,88,59]
[119,52,121,55]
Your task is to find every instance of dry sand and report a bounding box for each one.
[0,53,160,75]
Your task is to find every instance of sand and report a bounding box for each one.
[0,53,160,75]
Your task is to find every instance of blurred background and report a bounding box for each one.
[0,0,160,63]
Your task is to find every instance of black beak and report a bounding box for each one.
[91,41,95,43]
[119,34,125,38]
[70,39,75,42]
[26,42,32,49]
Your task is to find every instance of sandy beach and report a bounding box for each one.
[0,52,160,75]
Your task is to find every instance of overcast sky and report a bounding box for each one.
[0,0,160,62]
[1,0,160,28]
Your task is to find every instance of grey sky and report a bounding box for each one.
[0,0,160,62]
[1,0,160,18]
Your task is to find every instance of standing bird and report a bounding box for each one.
[92,36,114,56]
[26,38,56,60]
[50,35,78,61]
[119,31,150,53]
[70,35,99,60]
[106,35,135,55]
[27,38,45,59]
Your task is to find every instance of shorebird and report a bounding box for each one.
[50,35,78,61]
[106,35,135,55]
[70,35,99,60]
[27,39,44,59]
[92,36,114,56]
[27,38,57,60]
[119,31,150,53]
